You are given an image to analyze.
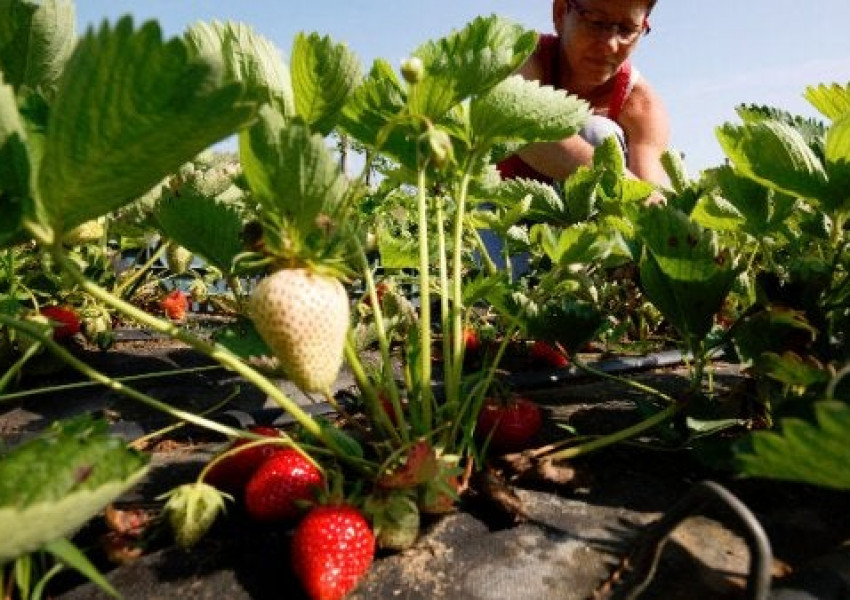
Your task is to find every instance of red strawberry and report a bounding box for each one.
[244,449,324,522]
[161,290,189,321]
[476,395,543,453]
[462,326,481,355]
[529,340,569,368]
[291,505,375,600]
[40,306,81,340]
[204,426,283,495]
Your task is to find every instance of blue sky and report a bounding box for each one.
[74,1,850,173]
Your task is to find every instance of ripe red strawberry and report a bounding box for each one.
[40,306,81,340]
[249,267,350,393]
[244,449,324,522]
[529,340,569,368]
[204,426,283,495]
[476,395,543,453]
[291,504,375,600]
[462,326,481,355]
[161,289,189,321]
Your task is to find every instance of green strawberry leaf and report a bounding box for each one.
[523,300,604,353]
[492,177,564,224]
[376,223,419,269]
[534,222,608,266]
[637,207,738,352]
[184,20,296,119]
[804,82,850,122]
[291,32,362,136]
[0,74,31,248]
[716,120,830,202]
[735,401,850,491]
[823,112,850,214]
[44,538,120,599]
[731,306,818,365]
[469,75,590,147]
[0,0,76,98]
[338,58,412,165]
[408,15,537,120]
[706,165,798,238]
[0,416,149,564]
[240,112,348,256]
[755,351,832,388]
[690,193,745,232]
[154,193,246,275]
[39,16,258,232]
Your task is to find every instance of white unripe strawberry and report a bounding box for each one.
[249,268,350,394]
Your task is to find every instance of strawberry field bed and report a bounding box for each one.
[3,336,850,600]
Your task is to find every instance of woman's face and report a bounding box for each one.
[553,0,651,90]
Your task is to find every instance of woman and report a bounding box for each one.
[499,0,670,187]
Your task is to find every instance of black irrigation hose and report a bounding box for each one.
[613,480,773,600]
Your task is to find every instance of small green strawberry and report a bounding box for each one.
[364,491,420,551]
[158,482,230,549]
[166,242,193,275]
[63,217,105,246]
[249,267,350,394]
[244,449,324,522]
[291,504,375,600]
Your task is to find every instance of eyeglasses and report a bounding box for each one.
[566,0,651,45]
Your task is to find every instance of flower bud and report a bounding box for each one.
[400,56,424,84]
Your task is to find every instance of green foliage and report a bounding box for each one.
[291,32,362,136]
[636,207,738,354]
[184,20,295,119]
[804,82,850,121]
[0,0,77,98]
[469,74,590,146]
[716,120,830,202]
[0,74,31,247]
[408,14,537,120]
[155,194,246,276]
[0,417,148,564]
[240,113,350,261]
[38,16,258,234]
[736,401,850,491]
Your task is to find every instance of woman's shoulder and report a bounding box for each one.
[518,33,558,83]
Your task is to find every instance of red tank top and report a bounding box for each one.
[497,34,633,183]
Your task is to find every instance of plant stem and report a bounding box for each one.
[0,365,224,403]
[46,247,361,464]
[416,167,433,429]
[572,356,678,406]
[0,314,248,439]
[545,401,682,461]
[0,341,43,395]
[114,243,166,299]
[449,170,474,400]
[435,197,455,406]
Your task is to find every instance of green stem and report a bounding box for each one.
[449,170,474,400]
[130,387,239,450]
[573,357,677,406]
[435,198,455,406]
[114,243,167,299]
[0,340,43,394]
[546,401,682,461]
[0,365,223,403]
[46,248,360,463]
[0,315,249,439]
[416,167,433,429]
